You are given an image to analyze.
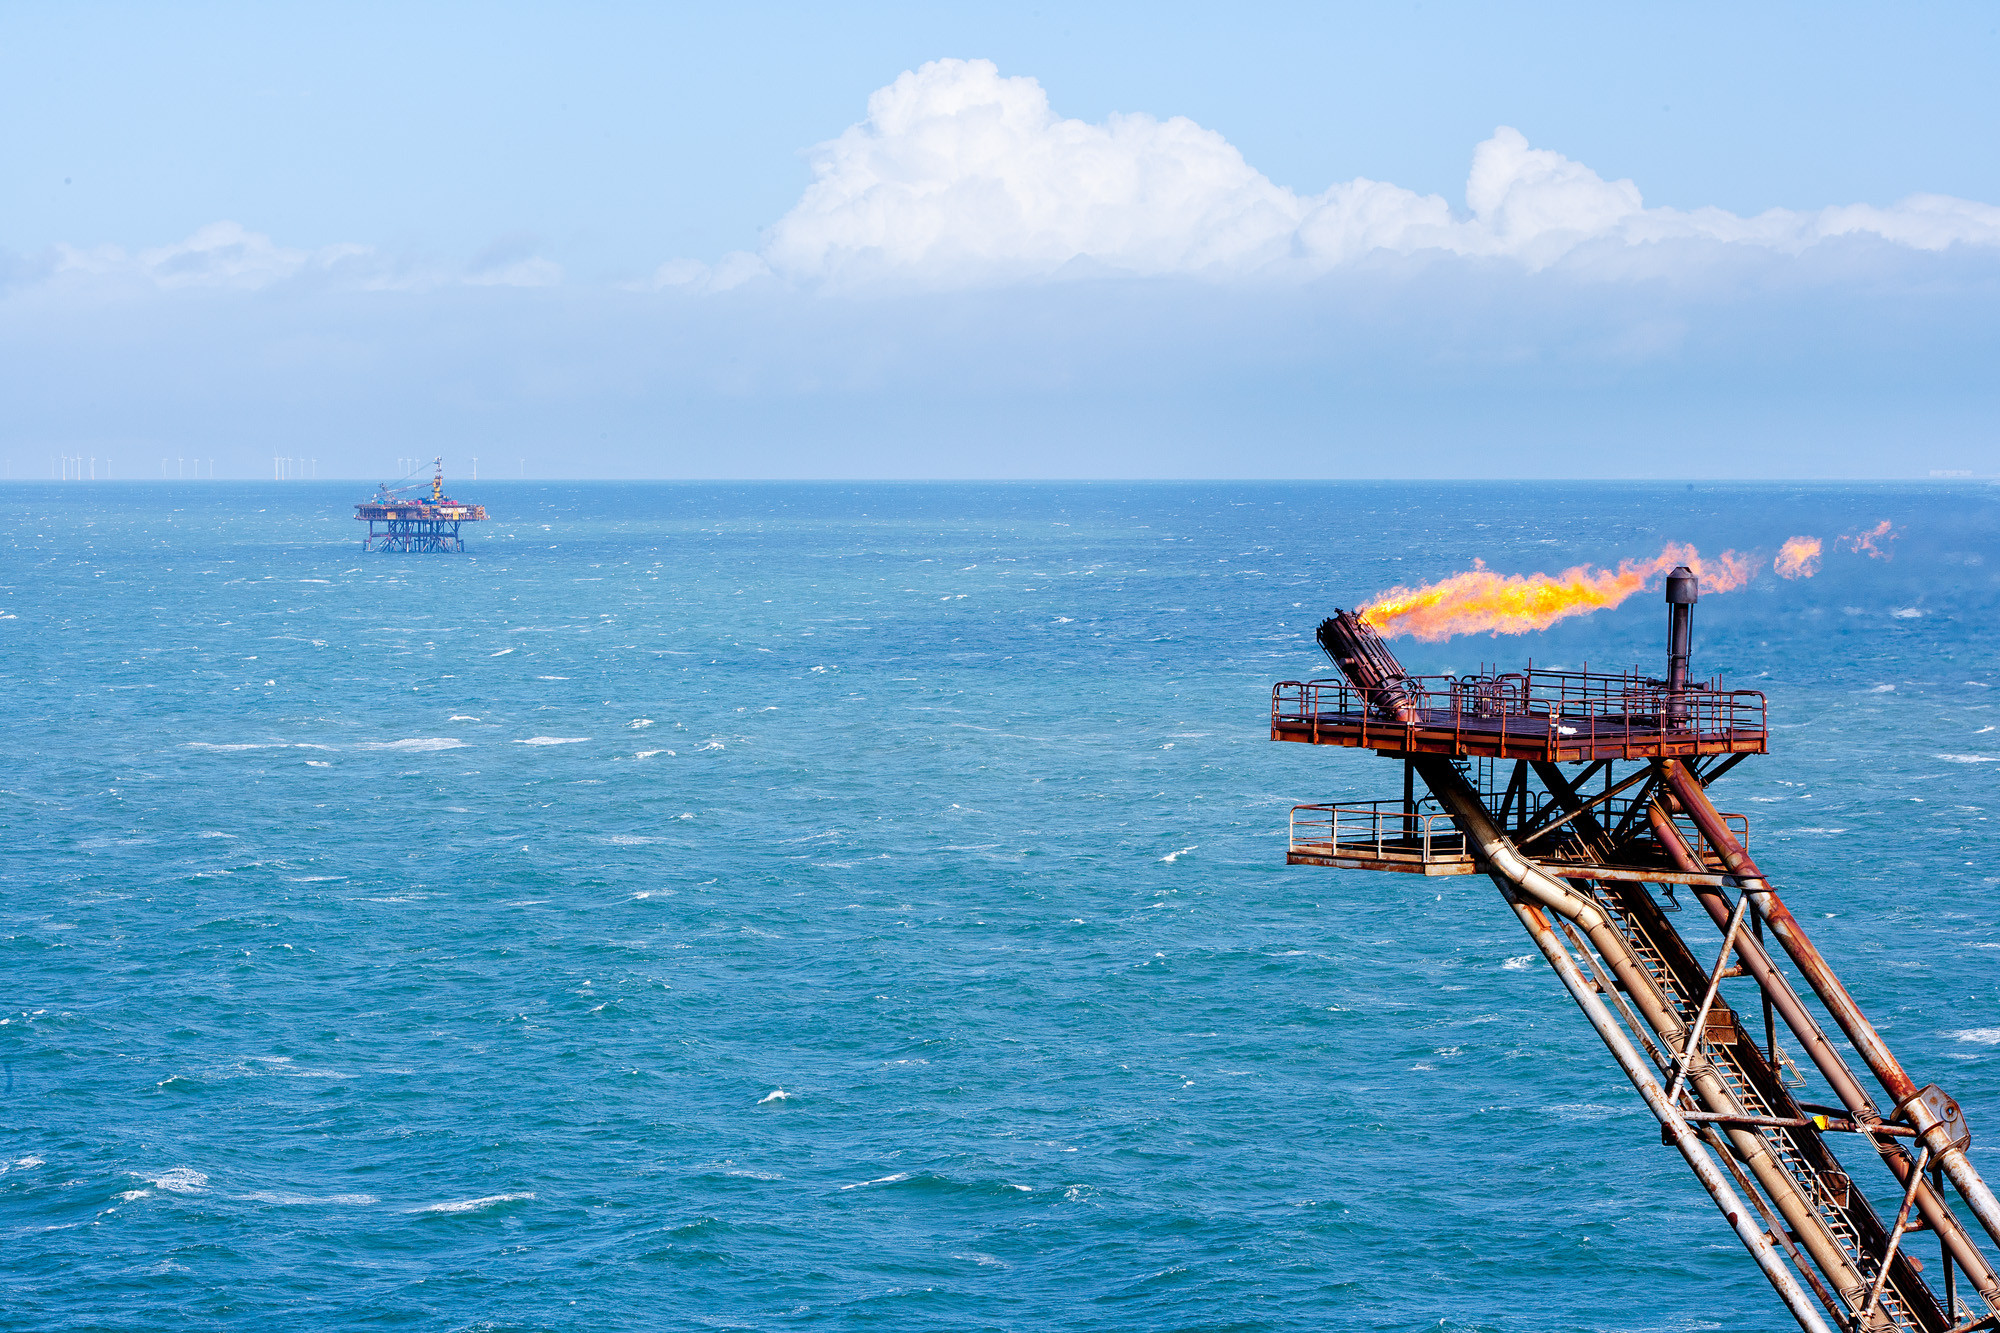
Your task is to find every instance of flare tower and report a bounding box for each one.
[1273,569,1997,1333]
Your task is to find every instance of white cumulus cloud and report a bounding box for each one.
[748,57,2000,286]
[22,58,2000,297]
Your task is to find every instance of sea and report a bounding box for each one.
[3,480,1998,1333]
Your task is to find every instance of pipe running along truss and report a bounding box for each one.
[1273,583,2000,1333]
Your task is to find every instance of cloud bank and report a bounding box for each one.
[739,57,2000,287]
[16,57,2000,297]
[4,57,1998,480]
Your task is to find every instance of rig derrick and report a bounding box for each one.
[354,456,488,552]
[1274,569,1999,1333]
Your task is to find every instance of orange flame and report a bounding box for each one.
[1774,536,1822,579]
[1837,519,1897,559]
[1361,543,1756,642]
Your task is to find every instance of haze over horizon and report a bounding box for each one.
[5,3,1998,481]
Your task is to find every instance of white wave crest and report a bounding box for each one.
[148,1167,210,1193]
[1952,1029,2000,1045]
[414,1191,535,1214]
[356,738,467,751]
[1939,754,2000,764]
[757,1089,791,1104]
[514,736,588,746]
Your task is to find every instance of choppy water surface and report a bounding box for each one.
[4,481,1998,1332]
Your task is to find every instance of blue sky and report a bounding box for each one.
[4,3,1998,479]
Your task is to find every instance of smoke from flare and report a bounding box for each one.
[1838,520,1897,559]
[1774,536,1823,579]
[1361,543,1756,642]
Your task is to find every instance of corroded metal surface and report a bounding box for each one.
[1270,670,1768,762]
[1274,587,1999,1332]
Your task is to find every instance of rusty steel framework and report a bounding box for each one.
[355,456,488,552]
[1273,569,2000,1333]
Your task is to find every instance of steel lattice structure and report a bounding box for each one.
[354,457,487,552]
[1273,570,1999,1333]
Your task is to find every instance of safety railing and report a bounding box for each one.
[1272,669,1767,753]
[1288,800,1471,867]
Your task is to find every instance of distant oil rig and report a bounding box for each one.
[1275,571,2000,1333]
[354,457,487,552]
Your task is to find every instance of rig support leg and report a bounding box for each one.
[1414,757,1872,1311]
[1649,797,2000,1312]
[1502,887,1836,1333]
[1661,761,2000,1264]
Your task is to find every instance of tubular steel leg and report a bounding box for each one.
[1651,800,2000,1310]
[1661,762,2000,1265]
[1663,886,1752,1108]
[1699,1117,1851,1326]
[1554,917,1671,1068]
[1864,1149,1936,1330]
[1502,887,1836,1333]
[1415,757,1873,1309]
[1942,1166,1961,1324]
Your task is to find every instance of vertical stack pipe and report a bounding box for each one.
[1665,565,1697,727]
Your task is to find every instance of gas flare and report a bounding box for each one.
[1361,543,1756,642]
[1774,536,1823,579]
[1838,519,1897,559]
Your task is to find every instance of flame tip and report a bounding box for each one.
[1363,542,1760,641]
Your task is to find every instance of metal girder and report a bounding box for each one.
[1281,605,2000,1330]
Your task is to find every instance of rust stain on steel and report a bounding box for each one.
[1662,760,1921,1107]
[1271,581,1997,1332]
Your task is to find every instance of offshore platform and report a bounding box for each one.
[354,457,487,552]
[1275,570,1999,1333]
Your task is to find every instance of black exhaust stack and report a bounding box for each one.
[1664,565,1698,726]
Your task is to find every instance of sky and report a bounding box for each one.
[4,2,1999,480]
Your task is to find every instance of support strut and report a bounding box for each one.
[1661,761,2000,1263]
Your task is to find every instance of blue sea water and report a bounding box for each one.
[3,480,1998,1333]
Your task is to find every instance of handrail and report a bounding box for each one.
[1273,670,1768,751]
[1290,800,1470,865]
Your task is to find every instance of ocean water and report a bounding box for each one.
[3,480,1998,1333]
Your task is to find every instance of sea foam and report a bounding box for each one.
[414,1192,535,1214]
[356,738,467,751]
